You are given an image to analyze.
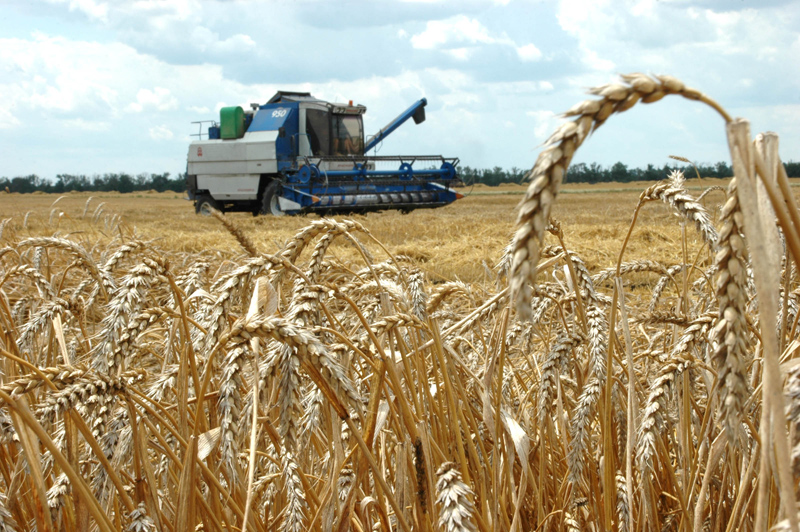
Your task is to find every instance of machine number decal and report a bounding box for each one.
[272,108,288,118]
[197,147,203,156]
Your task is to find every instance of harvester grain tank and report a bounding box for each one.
[186,92,463,215]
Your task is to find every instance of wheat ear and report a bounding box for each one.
[638,315,714,478]
[511,73,732,318]
[435,462,478,532]
[710,177,750,440]
[210,209,258,256]
[640,173,718,247]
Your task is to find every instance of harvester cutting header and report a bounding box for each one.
[186,91,463,216]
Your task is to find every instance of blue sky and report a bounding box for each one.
[1,0,799,180]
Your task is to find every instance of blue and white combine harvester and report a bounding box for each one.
[186,91,463,216]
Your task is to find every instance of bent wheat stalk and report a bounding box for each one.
[510,73,732,318]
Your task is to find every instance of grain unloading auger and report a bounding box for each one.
[186,91,463,216]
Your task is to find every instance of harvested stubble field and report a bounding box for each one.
[0,180,724,284]
[2,73,800,532]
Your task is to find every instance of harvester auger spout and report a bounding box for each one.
[364,98,427,153]
[186,92,462,216]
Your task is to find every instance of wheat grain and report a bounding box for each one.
[538,329,583,425]
[46,472,69,515]
[16,297,71,352]
[0,218,12,242]
[640,174,718,247]
[96,258,166,372]
[697,185,726,202]
[0,365,89,401]
[282,453,307,532]
[638,315,713,478]
[710,177,750,440]
[566,303,607,497]
[435,461,478,532]
[593,259,669,286]
[204,254,288,355]
[17,236,110,293]
[125,502,156,532]
[616,471,630,532]
[218,344,247,483]
[0,491,17,532]
[648,264,686,313]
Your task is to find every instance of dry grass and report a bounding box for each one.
[2,74,800,532]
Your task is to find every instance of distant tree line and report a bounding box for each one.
[460,160,800,186]
[0,172,185,194]
[2,161,800,193]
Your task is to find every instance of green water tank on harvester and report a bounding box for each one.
[220,106,245,139]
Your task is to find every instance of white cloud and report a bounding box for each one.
[46,0,109,23]
[526,110,559,140]
[190,27,257,54]
[118,0,199,28]
[556,0,618,72]
[411,15,499,49]
[62,118,111,131]
[410,14,544,65]
[445,47,474,61]
[149,125,174,140]
[516,43,542,62]
[126,87,179,113]
[582,48,615,72]
[557,0,610,36]
[0,107,20,129]
[0,33,122,116]
[630,0,658,18]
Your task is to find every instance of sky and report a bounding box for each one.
[1,0,799,180]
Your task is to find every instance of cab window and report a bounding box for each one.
[306,109,330,156]
[332,115,363,156]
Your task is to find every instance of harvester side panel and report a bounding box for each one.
[196,175,260,201]
[188,135,279,172]
[189,134,278,201]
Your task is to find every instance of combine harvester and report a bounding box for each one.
[186,91,463,215]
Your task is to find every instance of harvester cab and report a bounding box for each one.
[186,92,462,216]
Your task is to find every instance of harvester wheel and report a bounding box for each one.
[195,195,221,216]
[261,181,285,216]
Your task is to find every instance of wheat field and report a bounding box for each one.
[1,74,799,532]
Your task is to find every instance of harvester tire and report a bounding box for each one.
[195,195,221,216]
[261,181,285,216]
